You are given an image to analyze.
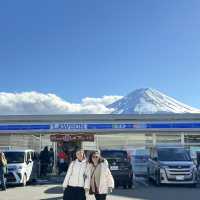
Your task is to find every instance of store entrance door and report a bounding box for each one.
[50,134,94,175]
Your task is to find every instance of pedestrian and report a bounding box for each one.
[87,151,114,200]
[64,150,70,172]
[58,149,68,175]
[39,146,50,177]
[49,147,54,173]
[62,148,89,200]
[0,152,7,191]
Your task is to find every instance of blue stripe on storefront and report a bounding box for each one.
[0,125,50,130]
[87,124,113,129]
[87,124,135,129]
[146,123,200,129]
[0,123,200,131]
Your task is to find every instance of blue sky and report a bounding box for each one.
[0,0,200,108]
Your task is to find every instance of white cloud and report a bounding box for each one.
[82,96,123,106]
[0,92,123,115]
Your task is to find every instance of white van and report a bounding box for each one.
[3,149,39,186]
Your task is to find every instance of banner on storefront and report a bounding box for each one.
[50,134,94,142]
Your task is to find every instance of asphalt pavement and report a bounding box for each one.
[1,178,200,200]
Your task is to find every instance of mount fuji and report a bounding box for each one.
[108,88,200,114]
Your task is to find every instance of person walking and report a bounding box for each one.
[58,149,69,175]
[87,151,114,200]
[0,152,7,191]
[49,147,54,173]
[39,146,50,177]
[62,148,89,200]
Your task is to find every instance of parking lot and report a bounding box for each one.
[1,146,200,200]
[1,179,200,200]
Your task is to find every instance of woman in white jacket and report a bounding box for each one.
[87,151,114,200]
[62,148,89,200]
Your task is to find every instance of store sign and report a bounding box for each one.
[50,123,136,130]
[0,122,200,132]
[51,123,87,130]
[50,134,94,142]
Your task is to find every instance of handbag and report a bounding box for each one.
[89,187,94,195]
[3,166,8,175]
[89,165,98,195]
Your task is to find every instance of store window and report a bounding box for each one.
[185,134,200,145]
[145,134,153,147]
[156,134,181,145]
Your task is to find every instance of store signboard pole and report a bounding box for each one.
[53,141,57,174]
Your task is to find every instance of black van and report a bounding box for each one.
[101,149,133,188]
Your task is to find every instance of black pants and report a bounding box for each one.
[0,167,6,190]
[63,186,86,200]
[40,163,48,176]
[95,194,107,200]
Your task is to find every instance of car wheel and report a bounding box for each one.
[128,184,132,189]
[155,171,161,186]
[22,174,27,187]
[147,168,151,182]
[123,185,127,189]
[128,179,133,189]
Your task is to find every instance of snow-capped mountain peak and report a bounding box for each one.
[108,88,200,114]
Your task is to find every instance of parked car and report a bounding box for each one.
[147,146,197,186]
[3,149,39,186]
[101,149,133,188]
[131,148,149,177]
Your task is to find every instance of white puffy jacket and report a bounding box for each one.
[86,161,114,194]
[63,159,89,189]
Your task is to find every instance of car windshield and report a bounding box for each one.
[4,152,25,164]
[132,150,149,163]
[158,148,191,162]
[133,155,149,163]
[101,151,127,159]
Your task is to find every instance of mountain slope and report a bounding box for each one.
[108,88,200,114]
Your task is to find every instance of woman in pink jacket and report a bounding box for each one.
[87,151,114,200]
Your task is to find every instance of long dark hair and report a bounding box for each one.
[88,151,104,164]
[73,149,86,161]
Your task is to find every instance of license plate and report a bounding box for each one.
[110,166,119,170]
[176,176,184,180]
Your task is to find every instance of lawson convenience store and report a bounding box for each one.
[1,114,200,154]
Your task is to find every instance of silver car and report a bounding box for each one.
[131,148,149,177]
[147,146,197,186]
